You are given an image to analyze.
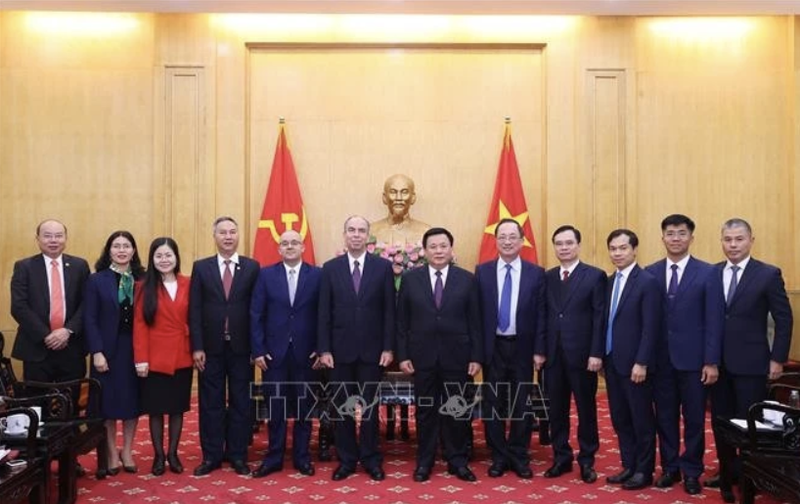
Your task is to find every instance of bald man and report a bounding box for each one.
[11,219,90,383]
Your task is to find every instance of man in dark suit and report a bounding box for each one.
[11,219,90,383]
[709,218,793,502]
[317,215,395,481]
[250,230,321,478]
[603,229,661,490]
[397,227,483,483]
[475,218,545,479]
[645,214,724,495]
[543,225,606,484]
[190,216,259,476]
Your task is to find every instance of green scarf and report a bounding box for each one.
[110,264,134,304]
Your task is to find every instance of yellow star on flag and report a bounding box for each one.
[483,200,534,248]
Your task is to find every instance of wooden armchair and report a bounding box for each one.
[0,407,45,504]
[740,398,800,504]
[0,332,107,477]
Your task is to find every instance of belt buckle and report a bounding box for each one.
[223,333,231,341]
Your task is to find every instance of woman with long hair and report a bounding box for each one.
[84,230,145,476]
[133,237,193,475]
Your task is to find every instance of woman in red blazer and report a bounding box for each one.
[133,237,193,476]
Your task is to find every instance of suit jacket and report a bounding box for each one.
[714,258,793,375]
[545,262,607,369]
[317,253,395,364]
[189,255,260,356]
[132,275,193,374]
[250,262,321,368]
[396,265,483,371]
[84,269,129,358]
[645,257,723,372]
[604,265,662,375]
[11,253,90,363]
[475,258,546,366]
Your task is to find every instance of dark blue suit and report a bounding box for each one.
[604,264,661,476]
[317,253,395,470]
[250,262,321,469]
[475,258,545,468]
[189,255,259,465]
[544,262,606,468]
[710,258,793,486]
[645,257,723,478]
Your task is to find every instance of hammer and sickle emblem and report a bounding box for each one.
[259,208,310,243]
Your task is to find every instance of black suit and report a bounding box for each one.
[604,264,661,477]
[710,258,793,487]
[317,253,395,470]
[544,262,606,469]
[11,253,90,381]
[476,258,546,469]
[396,265,483,469]
[189,254,259,465]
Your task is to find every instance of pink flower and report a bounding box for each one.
[393,253,404,264]
[409,252,419,261]
[366,243,376,253]
[380,251,390,259]
[418,249,425,257]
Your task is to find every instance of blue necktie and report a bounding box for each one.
[667,264,679,305]
[606,272,622,355]
[498,264,512,332]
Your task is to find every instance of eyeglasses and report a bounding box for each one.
[496,235,521,243]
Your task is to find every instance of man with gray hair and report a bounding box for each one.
[190,216,260,476]
[708,217,793,502]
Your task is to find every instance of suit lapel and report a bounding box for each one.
[613,266,639,317]
[294,263,307,306]
[678,258,699,295]
[653,260,668,294]
[561,263,585,308]
[32,255,50,313]
[729,259,757,307]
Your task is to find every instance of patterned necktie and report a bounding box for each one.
[288,268,297,306]
[222,260,233,299]
[605,272,622,355]
[352,260,362,293]
[667,264,679,298]
[50,259,65,330]
[498,264,512,331]
[726,265,740,307]
[562,270,569,282]
[434,270,443,309]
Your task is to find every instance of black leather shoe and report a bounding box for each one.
[622,472,653,490]
[511,463,533,479]
[704,474,721,488]
[580,465,597,483]
[448,465,477,482]
[332,465,355,481]
[193,461,221,476]
[107,466,121,477]
[544,463,573,478]
[95,468,108,480]
[76,463,87,477]
[721,487,736,503]
[684,476,701,495]
[606,468,634,484]
[655,471,681,488]
[152,455,166,476]
[365,466,385,481]
[413,466,431,482]
[230,460,251,476]
[488,461,507,478]
[295,462,315,476]
[252,464,282,478]
[167,453,183,474]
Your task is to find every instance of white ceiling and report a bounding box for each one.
[1,1,799,15]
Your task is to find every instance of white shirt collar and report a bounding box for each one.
[726,255,750,272]
[217,253,240,267]
[668,254,691,271]
[43,254,64,266]
[497,256,522,272]
[560,260,580,276]
[616,262,637,278]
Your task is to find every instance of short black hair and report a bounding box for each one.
[423,227,454,248]
[661,214,695,232]
[606,228,639,248]
[722,218,752,236]
[494,218,524,238]
[551,225,581,244]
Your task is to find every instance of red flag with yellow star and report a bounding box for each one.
[253,120,316,266]
[478,121,538,264]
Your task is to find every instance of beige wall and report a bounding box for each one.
[1,12,799,360]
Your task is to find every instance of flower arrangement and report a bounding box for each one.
[367,236,427,290]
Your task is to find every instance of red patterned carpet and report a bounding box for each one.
[75,394,784,504]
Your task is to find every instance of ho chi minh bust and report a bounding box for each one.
[370,174,430,245]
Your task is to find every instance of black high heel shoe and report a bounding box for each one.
[152,455,166,476]
[167,452,184,474]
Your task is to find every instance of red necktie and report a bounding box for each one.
[562,270,569,282]
[50,259,65,330]
[223,260,233,299]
